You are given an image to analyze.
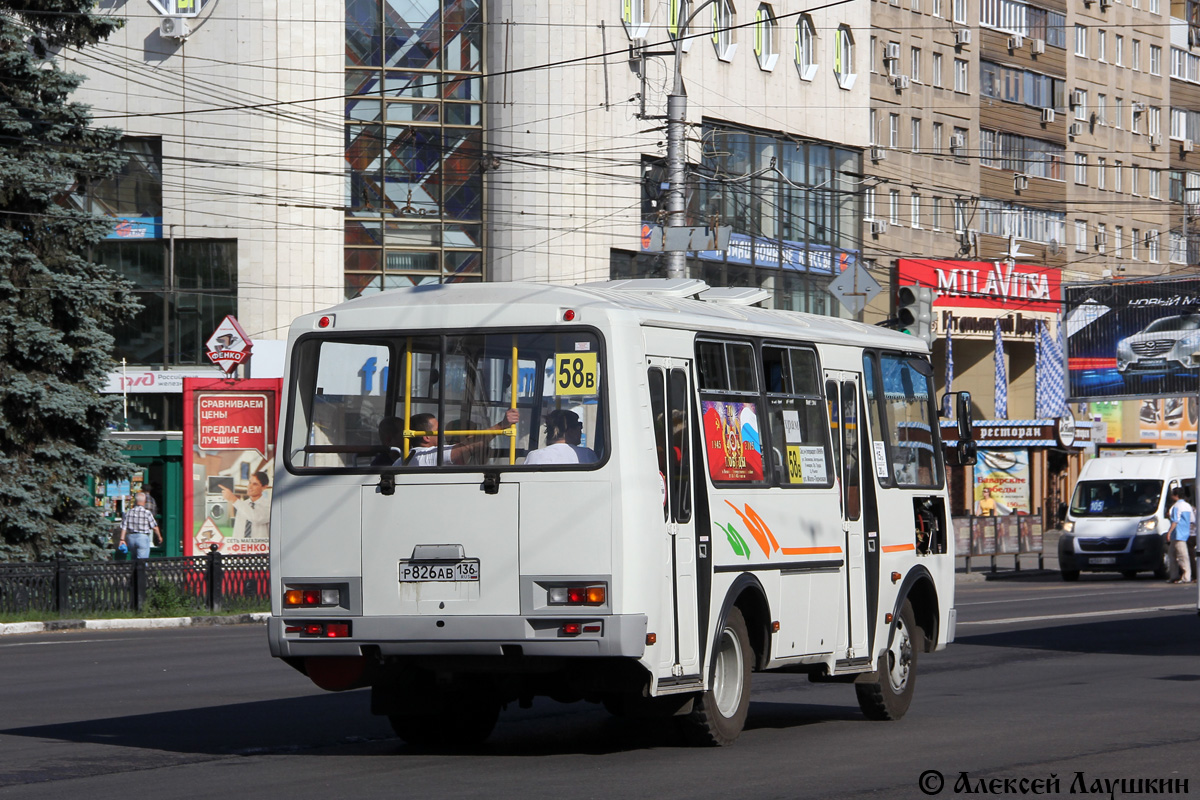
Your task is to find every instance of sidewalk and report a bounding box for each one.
[0,611,268,636]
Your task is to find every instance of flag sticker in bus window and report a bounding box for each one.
[873,441,889,479]
[554,352,598,395]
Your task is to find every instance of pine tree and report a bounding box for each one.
[0,3,137,560]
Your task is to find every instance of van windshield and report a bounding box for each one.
[1069,479,1161,518]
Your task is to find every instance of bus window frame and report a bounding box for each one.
[863,348,946,491]
[760,341,834,489]
[695,336,768,488]
[282,325,611,476]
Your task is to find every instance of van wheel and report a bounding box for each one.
[1154,543,1170,580]
[680,606,751,746]
[856,599,919,721]
[1061,569,1080,581]
[1121,570,1139,579]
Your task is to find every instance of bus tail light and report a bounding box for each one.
[284,586,341,608]
[289,621,352,638]
[548,584,606,606]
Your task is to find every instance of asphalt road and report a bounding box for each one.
[1,574,1197,800]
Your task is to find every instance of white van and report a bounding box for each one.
[1059,450,1195,581]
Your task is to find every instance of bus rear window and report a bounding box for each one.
[286,330,606,471]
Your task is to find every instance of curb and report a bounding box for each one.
[0,611,269,637]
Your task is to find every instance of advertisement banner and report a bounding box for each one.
[183,378,280,556]
[1065,276,1200,400]
[1136,398,1197,448]
[970,517,997,556]
[973,449,1032,515]
[1019,516,1044,553]
[701,399,765,482]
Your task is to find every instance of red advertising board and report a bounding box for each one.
[183,378,281,557]
[897,258,1062,312]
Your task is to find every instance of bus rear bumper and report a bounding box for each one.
[268,613,648,659]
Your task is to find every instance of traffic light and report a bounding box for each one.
[897,286,934,347]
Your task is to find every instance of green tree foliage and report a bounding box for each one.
[0,2,137,560]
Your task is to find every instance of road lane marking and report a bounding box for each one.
[0,638,114,648]
[959,604,1194,626]
[958,588,1181,606]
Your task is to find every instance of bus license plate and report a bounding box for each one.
[1089,557,1116,565]
[399,559,480,582]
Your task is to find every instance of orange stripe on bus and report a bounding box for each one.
[779,546,843,555]
[882,543,916,553]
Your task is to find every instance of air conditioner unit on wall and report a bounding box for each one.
[1014,174,1029,191]
[1071,89,1085,108]
[159,16,189,39]
[870,146,887,161]
[1042,108,1056,123]
[885,42,901,61]
[950,133,966,152]
[871,220,889,235]
[1031,38,1046,54]
[954,28,972,46]
[1069,123,1083,137]
[1100,0,1111,9]
[892,75,911,90]
[1149,133,1163,147]
[1185,139,1196,153]
[1008,34,1025,50]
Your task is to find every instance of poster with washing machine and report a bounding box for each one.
[183,378,281,556]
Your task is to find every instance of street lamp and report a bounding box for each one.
[665,0,720,278]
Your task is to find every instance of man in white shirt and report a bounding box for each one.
[524,410,598,465]
[400,409,520,466]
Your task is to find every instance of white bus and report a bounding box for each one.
[269,279,972,747]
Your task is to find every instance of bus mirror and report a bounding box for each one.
[956,392,973,441]
[946,439,977,467]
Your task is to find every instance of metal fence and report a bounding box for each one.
[0,552,269,616]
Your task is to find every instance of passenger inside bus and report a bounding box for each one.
[524,410,598,465]
[398,409,521,466]
[371,417,405,466]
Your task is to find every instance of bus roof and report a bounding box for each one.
[299,280,924,352]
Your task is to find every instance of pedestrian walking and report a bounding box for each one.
[120,492,162,558]
[1166,486,1192,583]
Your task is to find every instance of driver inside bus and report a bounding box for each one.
[398,408,521,466]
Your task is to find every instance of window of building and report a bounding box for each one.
[981,0,1065,46]
[1132,164,1141,195]
[1074,89,1088,121]
[668,0,694,50]
[1114,97,1123,129]
[1075,153,1087,185]
[1097,29,1106,62]
[1114,160,1122,193]
[1096,223,1107,253]
[1097,93,1107,125]
[869,108,878,145]
[932,52,943,87]
[911,193,921,227]
[870,35,877,74]
[954,58,968,93]
[1114,226,1123,256]
[979,129,1065,179]
[890,113,900,147]
[933,0,943,16]
[911,47,922,83]
[712,0,737,61]
[754,3,778,70]
[1115,34,1123,66]
[1131,39,1141,70]
[978,199,1065,244]
[1132,104,1144,134]
[834,25,856,89]
[1172,232,1186,263]
[953,198,968,233]
[890,190,901,224]
[952,126,968,156]
[1150,0,1159,14]
[932,196,943,229]
[1132,228,1140,259]
[865,186,876,219]
[622,0,649,38]
[1148,231,1160,262]
[953,0,966,23]
[1097,157,1106,189]
[1075,24,1086,57]
[980,61,1065,109]
[911,117,921,151]
[1151,44,1162,75]
[933,121,944,153]
[1150,169,1161,199]
[796,15,818,80]
[1075,219,1088,252]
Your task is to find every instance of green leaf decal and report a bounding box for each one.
[716,522,751,559]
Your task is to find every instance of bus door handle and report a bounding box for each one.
[377,473,395,496]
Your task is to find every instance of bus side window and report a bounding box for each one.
[668,368,691,523]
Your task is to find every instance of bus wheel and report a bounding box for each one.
[681,606,751,746]
[388,692,500,749]
[856,599,919,721]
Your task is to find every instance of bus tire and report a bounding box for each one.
[388,692,500,749]
[856,599,918,721]
[680,606,751,746]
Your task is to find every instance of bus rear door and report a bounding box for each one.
[825,371,868,661]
